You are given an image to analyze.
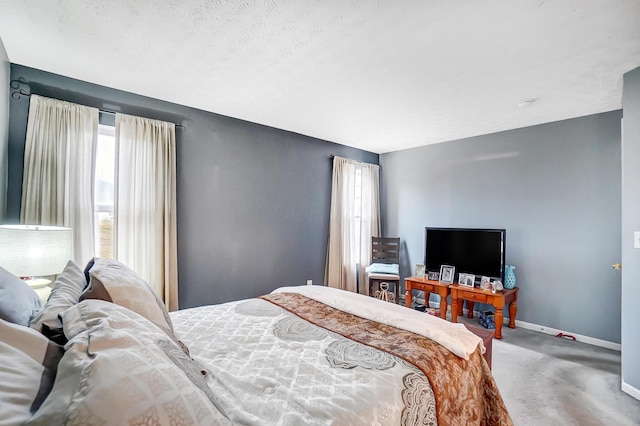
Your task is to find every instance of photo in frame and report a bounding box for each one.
[439,265,455,283]
[427,271,440,281]
[480,276,491,290]
[458,273,476,287]
[415,264,425,278]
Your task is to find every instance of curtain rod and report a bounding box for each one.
[97,109,186,131]
[329,154,381,167]
[10,79,186,132]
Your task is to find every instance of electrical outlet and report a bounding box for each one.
[634,231,640,249]
[306,280,312,286]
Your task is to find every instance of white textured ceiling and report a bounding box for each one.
[1,1,639,153]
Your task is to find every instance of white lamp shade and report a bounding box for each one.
[0,225,73,277]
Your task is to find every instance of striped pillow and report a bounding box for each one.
[0,319,64,425]
[80,258,174,336]
[27,300,224,426]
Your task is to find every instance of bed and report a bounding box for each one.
[0,258,512,425]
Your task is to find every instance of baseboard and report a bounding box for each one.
[413,297,621,351]
[513,319,621,351]
[622,382,640,401]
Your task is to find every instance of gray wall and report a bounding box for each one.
[0,37,9,222]
[622,66,640,397]
[7,64,378,308]
[381,111,622,343]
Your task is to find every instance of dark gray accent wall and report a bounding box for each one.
[0,37,9,222]
[381,111,622,343]
[7,64,378,308]
[622,66,640,398]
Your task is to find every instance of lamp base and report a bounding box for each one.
[24,278,52,302]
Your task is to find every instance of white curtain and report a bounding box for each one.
[114,113,178,311]
[357,162,381,294]
[325,156,380,294]
[21,94,98,265]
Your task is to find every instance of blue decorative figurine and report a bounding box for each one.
[504,265,516,289]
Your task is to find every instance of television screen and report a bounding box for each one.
[424,228,506,282]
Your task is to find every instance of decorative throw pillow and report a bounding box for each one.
[27,300,225,426]
[80,258,174,336]
[0,318,64,425]
[29,260,87,341]
[366,263,400,275]
[0,265,43,326]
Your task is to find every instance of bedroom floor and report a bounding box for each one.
[454,315,640,425]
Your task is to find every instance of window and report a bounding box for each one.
[325,157,380,293]
[94,124,115,258]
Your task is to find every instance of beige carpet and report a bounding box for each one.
[456,316,640,425]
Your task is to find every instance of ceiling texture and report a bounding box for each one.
[1,0,639,153]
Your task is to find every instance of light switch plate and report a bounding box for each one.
[634,231,640,249]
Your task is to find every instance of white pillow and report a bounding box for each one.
[80,258,174,336]
[29,260,86,338]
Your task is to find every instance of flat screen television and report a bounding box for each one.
[424,227,506,283]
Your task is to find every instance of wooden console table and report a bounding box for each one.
[404,277,451,319]
[450,285,518,339]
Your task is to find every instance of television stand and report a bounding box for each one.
[450,285,518,339]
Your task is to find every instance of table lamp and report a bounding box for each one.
[0,225,73,301]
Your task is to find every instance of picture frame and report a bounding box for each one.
[427,271,440,281]
[415,264,425,278]
[480,276,491,290]
[439,265,455,283]
[458,272,476,287]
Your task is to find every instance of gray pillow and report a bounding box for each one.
[0,266,44,326]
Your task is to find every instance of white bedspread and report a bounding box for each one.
[171,297,438,425]
[272,285,483,359]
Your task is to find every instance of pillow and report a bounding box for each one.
[0,318,64,426]
[366,263,400,275]
[29,260,86,340]
[0,265,43,326]
[27,300,225,426]
[82,257,95,285]
[80,258,174,336]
